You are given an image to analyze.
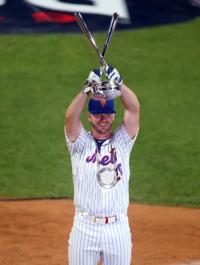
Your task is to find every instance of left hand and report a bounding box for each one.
[99,81,121,100]
[105,65,123,87]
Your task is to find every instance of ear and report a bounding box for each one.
[88,113,91,121]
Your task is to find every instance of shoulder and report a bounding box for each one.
[64,126,91,154]
[113,122,139,151]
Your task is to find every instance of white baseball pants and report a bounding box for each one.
[68,213,132,265]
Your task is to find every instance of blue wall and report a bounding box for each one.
[0,0,200,33]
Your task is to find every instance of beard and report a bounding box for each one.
[90,120,112,135]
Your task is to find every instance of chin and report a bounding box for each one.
[98,127,111,134]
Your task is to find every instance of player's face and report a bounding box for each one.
[88,113,115,135]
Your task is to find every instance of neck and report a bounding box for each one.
[92,130,112,140]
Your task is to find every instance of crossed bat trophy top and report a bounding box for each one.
[74,12,122,100]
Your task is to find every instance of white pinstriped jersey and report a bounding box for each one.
[65,123,138,216]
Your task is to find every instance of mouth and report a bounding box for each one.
[99,123,109,128]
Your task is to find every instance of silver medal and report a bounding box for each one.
[97,167,118,189]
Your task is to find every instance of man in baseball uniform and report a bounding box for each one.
[64,65,140,265]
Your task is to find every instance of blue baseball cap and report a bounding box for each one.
[88,98,116,114]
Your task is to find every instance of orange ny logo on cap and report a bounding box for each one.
[100,98,106,107]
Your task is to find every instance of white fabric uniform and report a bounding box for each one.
[65,123,138,265]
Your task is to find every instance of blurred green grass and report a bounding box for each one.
[0,18,200,206]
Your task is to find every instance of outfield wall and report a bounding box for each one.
[0,0,200,33]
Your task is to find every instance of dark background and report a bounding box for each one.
[0,0,200,33]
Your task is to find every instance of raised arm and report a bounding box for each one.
[121,84,140,138]
[106,66,140,138]
[65,69,102,142]
[65,93,87,142]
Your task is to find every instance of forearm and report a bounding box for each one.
[121,84,140,114]
[66,92,88,121]
[120,83,140,138]
[65,92,88,141]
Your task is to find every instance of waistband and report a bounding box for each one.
[75,210,127,225]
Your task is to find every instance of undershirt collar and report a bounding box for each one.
[95,138,110,152]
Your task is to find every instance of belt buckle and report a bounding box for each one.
[94,216,106,224]
[94,216,117,224]
[94,216,104,224]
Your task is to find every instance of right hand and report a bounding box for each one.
[85,68,102,86]
[82,68,102,95]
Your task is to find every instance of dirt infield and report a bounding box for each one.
[0,199,200,265]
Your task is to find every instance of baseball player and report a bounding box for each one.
[64,65,140,265]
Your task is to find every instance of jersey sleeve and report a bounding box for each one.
[64,126,89,155]
[113,123,139,153]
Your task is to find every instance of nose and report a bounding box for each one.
[100,114,107,121]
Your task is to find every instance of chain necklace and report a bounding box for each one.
[95,138,120,189]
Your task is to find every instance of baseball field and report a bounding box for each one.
[0,17,200,265]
